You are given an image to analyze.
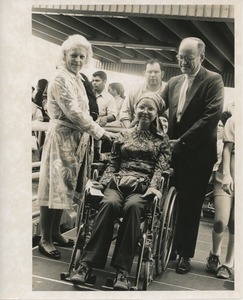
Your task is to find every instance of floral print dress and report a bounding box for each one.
[37,67,105,209]
[100,126,172,190]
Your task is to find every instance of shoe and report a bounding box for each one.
[52,237,75,248]
[70,264,92,285]
[176,256,191,274]
[38,243,61,260]
[216,265,232,279]
[206,252,220,273]
[113,269,131,290]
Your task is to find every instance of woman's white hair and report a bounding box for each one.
[59,34,93,67]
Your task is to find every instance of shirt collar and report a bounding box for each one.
[131,125,153,140]
[186,64,201,79]
[144,81,165,93]
[96,89,108,98]
[59,65,83,81]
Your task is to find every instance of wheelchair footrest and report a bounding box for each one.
[86,275,97,285]
[105,277,114,288]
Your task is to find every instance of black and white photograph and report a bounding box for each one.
[0,1,242,299]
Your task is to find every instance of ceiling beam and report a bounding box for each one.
[42,14,92,39]
[92,47,120,63]
[92,46,121,59]
[72,16,115,39]
[225,22,234,34]
[32,29,63,45]
[158,18,225,72]
[129,17,164,41]
[100,17,140,41]
[191,20,234,66]
[111,47,137,58]
[32,20,68,41]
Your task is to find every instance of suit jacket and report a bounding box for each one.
[162,66,224,162]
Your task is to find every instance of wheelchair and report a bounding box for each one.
[60,162,178,291]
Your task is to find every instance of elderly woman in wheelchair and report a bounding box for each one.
[70,92,171,290]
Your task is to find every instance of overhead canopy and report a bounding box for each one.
[32,4,234,87]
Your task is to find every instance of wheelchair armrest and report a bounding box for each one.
[162,168,174,180]
[91,162,106,171]
[91,162,106,180]
[161,168,174,192]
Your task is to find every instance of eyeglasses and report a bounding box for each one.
[176,54,196,63]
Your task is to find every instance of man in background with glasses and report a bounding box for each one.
[161,37,224,274]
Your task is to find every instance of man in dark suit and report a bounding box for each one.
[161,37,224,274]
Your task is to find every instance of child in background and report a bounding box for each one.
[206,115,235,279]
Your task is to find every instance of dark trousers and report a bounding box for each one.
[81,187,148,272]
[172,150,214,258]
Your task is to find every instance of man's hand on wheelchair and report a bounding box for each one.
[141,187,162,200]
[91,181,104,191]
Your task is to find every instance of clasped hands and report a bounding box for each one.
[141,187,162,200]
[91,182,162,200]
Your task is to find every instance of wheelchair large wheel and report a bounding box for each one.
[60,222,86,280]
[132,233,146,291]
[142,261,150,291]
[155,186,177,274]
[71,224,86,269]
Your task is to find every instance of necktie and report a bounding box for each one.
[176,75,189,122]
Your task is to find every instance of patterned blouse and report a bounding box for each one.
[100,126,172,190]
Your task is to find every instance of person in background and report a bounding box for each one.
[41,83,50,122]
[120,59,166,128]
[206,112,235,279]
[107,82,125,127]
[161,37,224,274]
[81,73,99,121]
[34,79,49,159]
[70,92,171,290]
[92,70,117,161]
[225,101,235,116]
[206,111,232,212]
[32,100,43,122]
[32,88,43,161]
[34,78,49,121]
[32,86,35,101]
[212,111,232,175]
[36,34,116,260]
[92,70,117,126]
[32,86,43,122]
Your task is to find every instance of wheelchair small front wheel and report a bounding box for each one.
[74,248,82,270]
[142,261,152,291]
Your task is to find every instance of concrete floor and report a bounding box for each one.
[32,220,234,292]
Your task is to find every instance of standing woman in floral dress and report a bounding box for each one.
[37,35,115,259]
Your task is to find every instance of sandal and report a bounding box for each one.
[216,265,232,279]
[52,237,75,248]
[38,243,61,259]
